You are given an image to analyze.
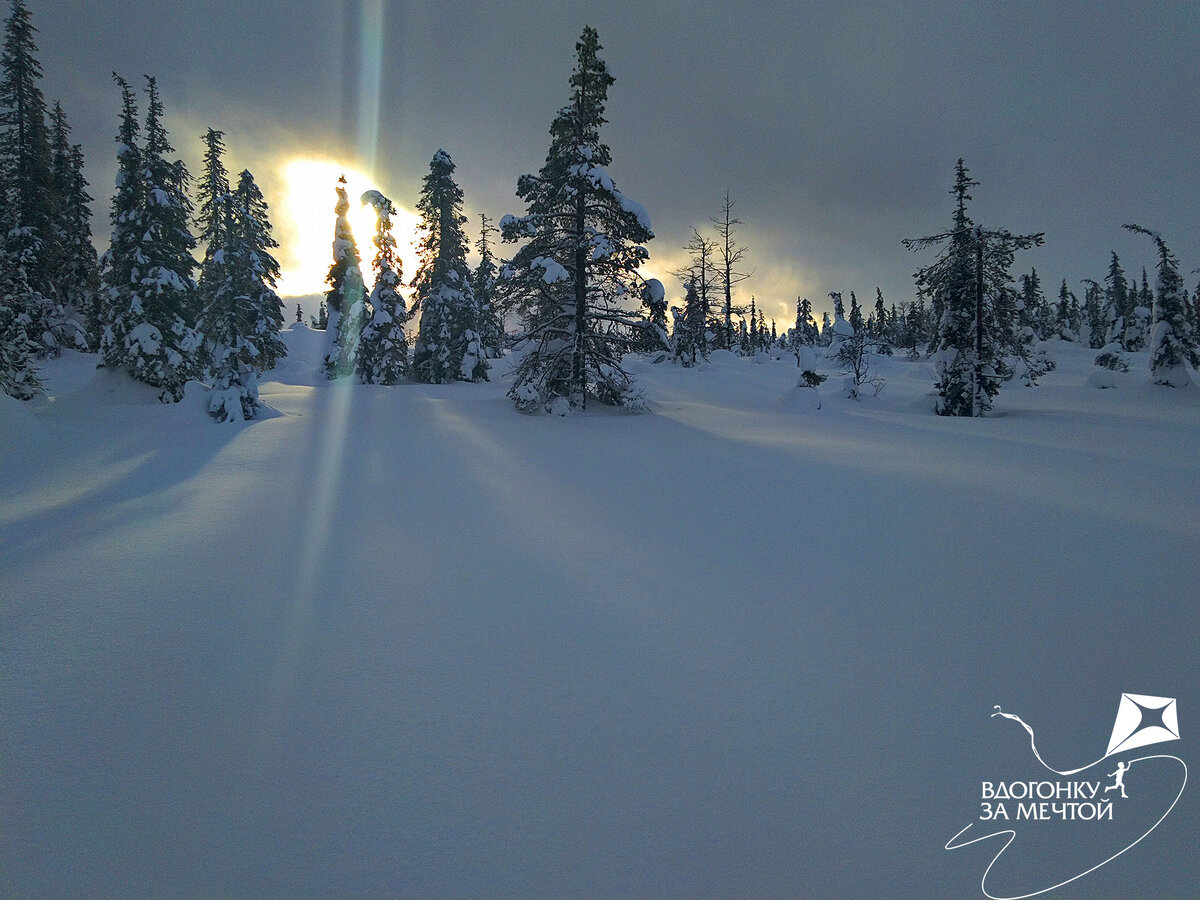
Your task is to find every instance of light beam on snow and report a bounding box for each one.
[250,376,357,768]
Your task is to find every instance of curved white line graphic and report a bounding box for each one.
[947,752,1187,900]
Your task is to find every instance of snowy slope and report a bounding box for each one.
[2,329,1197,898]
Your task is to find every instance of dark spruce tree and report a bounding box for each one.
[356,189,409,385]
[499,27,653,412]
[323,175,367,379]
[412,149,485,383]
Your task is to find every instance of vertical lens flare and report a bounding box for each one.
[357,1,384,175]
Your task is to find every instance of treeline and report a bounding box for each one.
[4,0,1197,418]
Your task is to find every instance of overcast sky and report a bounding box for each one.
[28,0,1200,323]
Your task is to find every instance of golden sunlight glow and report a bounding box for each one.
[275,158,421,298]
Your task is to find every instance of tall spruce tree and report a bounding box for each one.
[100,75,201,400]
[357,189,409,384]
[197,191,256,421]
[194,127,231,376]
[412,149,484,383]
[231,169,286,371]
[1054,279,1078,341]
[499,27,653,412]
[98,74,143,369]
[323,175,367,378]
[903,159,1044,416]
[1103,251,1129,347]
[0,0,59,368]
[1124,224,1197,387]
[1081,278,1107,349]
[472,213,503,359]
[1017,268,1046,342]
[48,102,96,348]
[196,168,286,420]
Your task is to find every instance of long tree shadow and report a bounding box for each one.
[0,373,272,565]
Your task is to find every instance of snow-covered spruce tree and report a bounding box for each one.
[1054,279,1079,341]
[48,102,97,348]
[0,232,42,398]
[97,74,143,370]
[671,279,706,366]
[356,189,409,385]
[633,277,668,352]
[412,149,485,383]
[903,159,1044,416]
[870,287,894,354]
[1103,251,1129,348]
[790,296,816,364]
[1124,224,1197,387]
[197,192,257,422]
[196,168,287,420]
[101,75,201,401]
[472,213,504,359]
[310,298,327,330]
[0,0,60,360]
[671,226,719,355]
[1017,268,1046,343]
[1080,278,1107,349]
[498,27,653,412]
[323,175,367,379]
[194,127,231,377]
[230,169,286,372]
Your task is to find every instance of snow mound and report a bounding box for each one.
[273,323,329,385]
[0,392,49,454]
[1086,367,1129,390]
[773,385,822,413]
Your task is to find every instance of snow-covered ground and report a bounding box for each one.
[3,328,1197,898]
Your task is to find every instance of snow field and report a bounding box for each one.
[2,329,1198,897]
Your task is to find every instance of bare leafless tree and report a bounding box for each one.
[710,191,752,349]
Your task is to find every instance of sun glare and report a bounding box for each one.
[276,158,421,298]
